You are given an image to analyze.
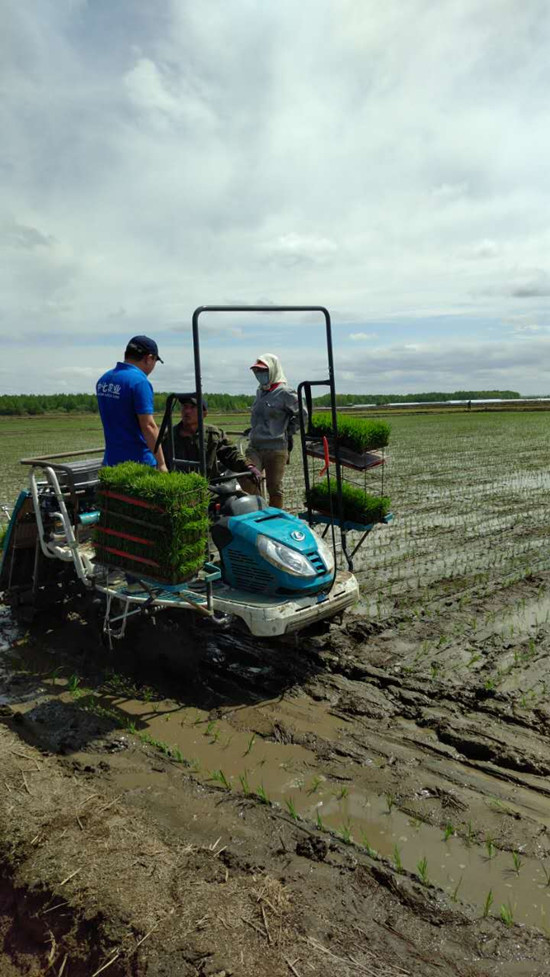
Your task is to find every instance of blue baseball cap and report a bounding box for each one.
[127,335,164,363]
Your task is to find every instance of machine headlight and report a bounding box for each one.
[314,533,335,574]
[257,535,317,577]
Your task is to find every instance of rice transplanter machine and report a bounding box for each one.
[0,306,389,642]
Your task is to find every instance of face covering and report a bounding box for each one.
[253,369,270,387]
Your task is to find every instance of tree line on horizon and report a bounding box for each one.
[0,389,528,416]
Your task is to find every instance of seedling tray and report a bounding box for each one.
[302,510,393,533]
[306,438,385,472]
[310,414,390,453]
[305,481,390,527]
[94,464,209,584]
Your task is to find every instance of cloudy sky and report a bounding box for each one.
[2,0,550,396]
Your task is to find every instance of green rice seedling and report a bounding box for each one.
[339,820,353,844]
[256,784,270,805]
[67,674,81,693]
[49,665,64,686]
[139,733,173,757]
[239,771,250,796]
[205,720,219,739]
[393,845,403,872]
[210,769,231,790]
[385,792,395,814]
[306,480,390,527]
[482,889,493,918]
[485,838,496,860]
[443,823,454,841]
[465,821,475,846]
[285,797,299,821]
[140,740,187,764]
[360,833,377,858]
[243,734,256,757]
[451,876,463,903]
[310,413,391,452]
[315,809,325,830]
[307,776,323,795]
[499,902,514,927]
[125,719,137,734]
[336,785,349,801]
[81,701,119,726]
[512,851,522,874]
[416,857,429,886]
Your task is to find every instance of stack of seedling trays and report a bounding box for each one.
[307,413,389,470]
[306,414,391,529]
[306,480,391,528]
[94,462,209,584]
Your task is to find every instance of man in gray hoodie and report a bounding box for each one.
[246,353,306,509]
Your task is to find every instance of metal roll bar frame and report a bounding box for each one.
[189,305,351,570]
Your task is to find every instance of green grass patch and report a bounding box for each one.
[95,462,209,583]
[307,480,390,526]
[310,413,390,452]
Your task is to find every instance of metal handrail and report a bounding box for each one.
[21,447,104,465]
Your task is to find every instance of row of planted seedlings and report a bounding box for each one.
[298,413,546,613]
[352,447,550,615]
[53,660,550,933]
[359,543,550,625]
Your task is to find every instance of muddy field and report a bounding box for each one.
[2,410,550,975]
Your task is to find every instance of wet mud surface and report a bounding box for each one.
[2,411,550,974]
[2,570,550,976]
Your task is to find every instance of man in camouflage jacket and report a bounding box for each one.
[163,395,258,491]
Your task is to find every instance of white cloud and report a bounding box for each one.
[336,335,550,393]
[2,0,550,394]
[461,239,499,260]
[263,233,338,267]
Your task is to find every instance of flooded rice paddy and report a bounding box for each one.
[2,409,550,973]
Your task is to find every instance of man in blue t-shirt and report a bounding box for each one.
[96,335,168,470]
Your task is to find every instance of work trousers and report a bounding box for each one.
[245,447,289,510]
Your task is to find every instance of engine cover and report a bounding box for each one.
[218,507,333,595]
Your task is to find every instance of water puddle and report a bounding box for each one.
[2,604,550,932]
[492,597,550,635]
[63,687,550,931]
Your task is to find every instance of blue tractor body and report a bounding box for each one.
[212,506,333,596]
